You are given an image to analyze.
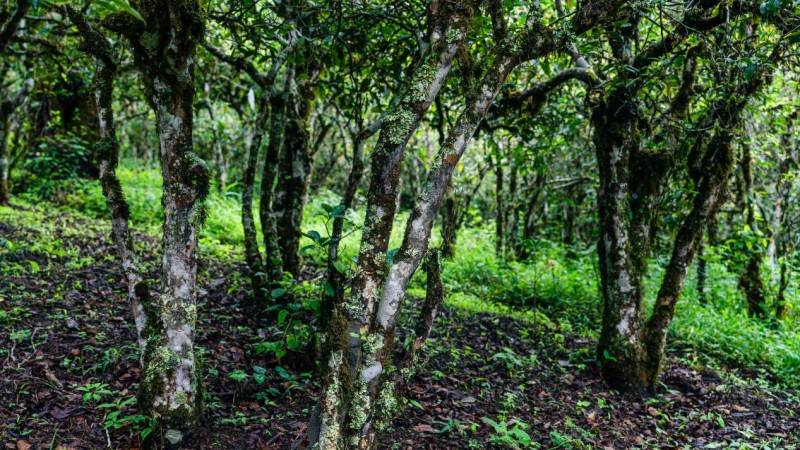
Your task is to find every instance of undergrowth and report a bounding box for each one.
[9,164,800,389]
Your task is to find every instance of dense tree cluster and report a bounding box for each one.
[1,0,799,447]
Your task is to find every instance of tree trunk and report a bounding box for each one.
[309,8,469,446]
[123,0,207,437]
[0,80,29,206]
[242,94,271,303]
[639,45,779,391]
[273,60,319,278]
[321,131,366,327]
[0,110,9,205]
[440,185,457,258]
[738,144,767,318]
[493,154,505,258]
[0,0,29,54]
[261,89,288,285]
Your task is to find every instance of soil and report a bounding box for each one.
[1,206,798,449]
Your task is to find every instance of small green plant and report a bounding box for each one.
[228,369,249,382]
[76,382,113,403]
[9,328,31,343]
[98,396,156,439]
[482,417,535,449]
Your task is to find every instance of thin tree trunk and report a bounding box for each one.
[493,154,505,258]
[321,130,366,327]
[0,110,9,205]
[0,80,29,205]
[738,144,767,318]
[261,87,288,284]
[273,60,319,278]
[242,94,271,303]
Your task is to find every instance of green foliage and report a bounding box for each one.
[75,382,113,403]
[481,417,535,449]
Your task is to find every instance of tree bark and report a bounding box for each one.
[0,80,29,205]
[322,129,366,328]
[120,0,207,436]
[738,144,767,318]
[273,55,320,278]
[242,94,271,303]
[640,45,781,391]
[309,4,470,446]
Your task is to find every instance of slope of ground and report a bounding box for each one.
[1,204,798,449]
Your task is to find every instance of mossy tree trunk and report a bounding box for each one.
[310,0,627,446]
[593,14,782,392]
[738,144,767,318]
[204,37,289,304]
[308,4,471,446]
[273,44,321,278]
[118,0,207,438]
[66,7,151,354]
[0,0,29,54]
[321,126,368,328]
[241,93,271,303]
[0,80,29,206]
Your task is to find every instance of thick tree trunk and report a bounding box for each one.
[122,0,207,437]
[591,82,652,393]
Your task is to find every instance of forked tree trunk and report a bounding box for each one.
[309,5,470,446]
[596,38,780,393]
[310,0,627,445]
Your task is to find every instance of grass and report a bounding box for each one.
[9,163,800,389]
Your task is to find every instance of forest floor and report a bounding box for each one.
[1,204,799,449]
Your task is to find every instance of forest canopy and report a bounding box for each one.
[1,0,800,448]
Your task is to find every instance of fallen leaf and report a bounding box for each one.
[412,424,435,433]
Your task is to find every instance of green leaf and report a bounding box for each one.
[270,288,286,299]
[333,260,348,274]
[277,309,289,326]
